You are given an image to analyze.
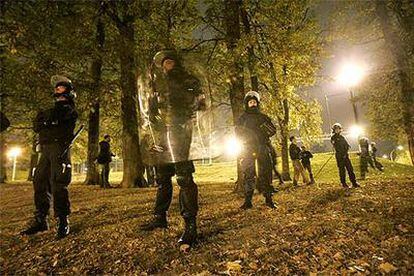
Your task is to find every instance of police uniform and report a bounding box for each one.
[237,91,277,209]
[141,51,206,247]
[331,132,359,188]
[358,137,370,179]
[22,78,77,238]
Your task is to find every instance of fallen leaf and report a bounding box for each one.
[379,262,398,273]
[227,261,242,272]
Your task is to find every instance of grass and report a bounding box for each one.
[1,154,413,274]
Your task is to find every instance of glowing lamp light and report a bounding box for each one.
[225,136,243,157]
[337,62,366,87]
[397,145,403,151]
[7,147,22,158]
[349,125,364,139]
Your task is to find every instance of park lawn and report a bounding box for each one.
[0,155,413,274]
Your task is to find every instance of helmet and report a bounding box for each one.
[50,75,76,99]
[244,90,260,104]
[331,123,342,131]
[153,50,180,68]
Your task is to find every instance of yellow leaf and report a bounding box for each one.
[379,262,398,273]
[227,261,242,272]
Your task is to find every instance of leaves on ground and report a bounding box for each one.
[1,162,413,274]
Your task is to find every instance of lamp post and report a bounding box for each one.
[337,62,366,125]
[7,147,22,181]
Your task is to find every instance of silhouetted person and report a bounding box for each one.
[331,123,359,189]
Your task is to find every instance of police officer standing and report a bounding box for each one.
[358,136,371,179]
[140,50,206,248]
[97,134,115,188]
[21,76,78,239]
[371,142,384,171]
[236,91,277,210]
[331,123,360,188]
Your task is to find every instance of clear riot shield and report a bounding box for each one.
[137,74,235,166]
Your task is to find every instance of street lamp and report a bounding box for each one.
[7,147,22,181]
[337,62,366,125]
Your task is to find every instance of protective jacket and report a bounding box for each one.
[34,101,77,145]
[236,108,276,156]
[331,133,350,158]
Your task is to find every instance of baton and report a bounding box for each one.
[314,152,334,179]
[60,124,85,158]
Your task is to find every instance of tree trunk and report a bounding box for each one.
[375,1,414,165]
[0,133,6,184]
[85,15,105,185]
[117,20,145,188]
[224,0,245,193]
[280,99,291,180]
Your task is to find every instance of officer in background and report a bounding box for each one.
[236,91,277,210]
[21,76,78,239]
[289,136,310,186]
[371,142,384,171]
[300,145,315,184]
[140,50,206,248]
[331,123,360,189]
[97,134,115,188]
[358,137,371,179]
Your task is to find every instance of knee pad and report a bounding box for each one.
[176,175,195,188]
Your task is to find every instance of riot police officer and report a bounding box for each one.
[140,50,206,248]
[21,76,78,239]
[331,123,360,188]
[358,136,371,179]
[236,91,277,209]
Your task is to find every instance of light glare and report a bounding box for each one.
[225,136,243,157]
[349,125,363,139]
[7,147,22,158]
[337,62,366,87]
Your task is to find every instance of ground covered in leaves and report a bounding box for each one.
[1,157,413,275]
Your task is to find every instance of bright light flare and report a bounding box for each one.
[349,125,364,139]
[7,147,22,158]
[397,145,404,150]
[225,136,243,157]
[382,154,388,159]
[337,62,366,87]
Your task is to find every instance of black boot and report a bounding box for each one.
[178,217,197,246]
[309,175,315,184]
[21,215,49,235]
[240,192,253,210]
[293,180,298,187]
[56,216,70,239]
[351,182,360,188]
[140,214,168,231]
[240,200,253,210]
[341,183,349,189]
[265,194,276,209]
